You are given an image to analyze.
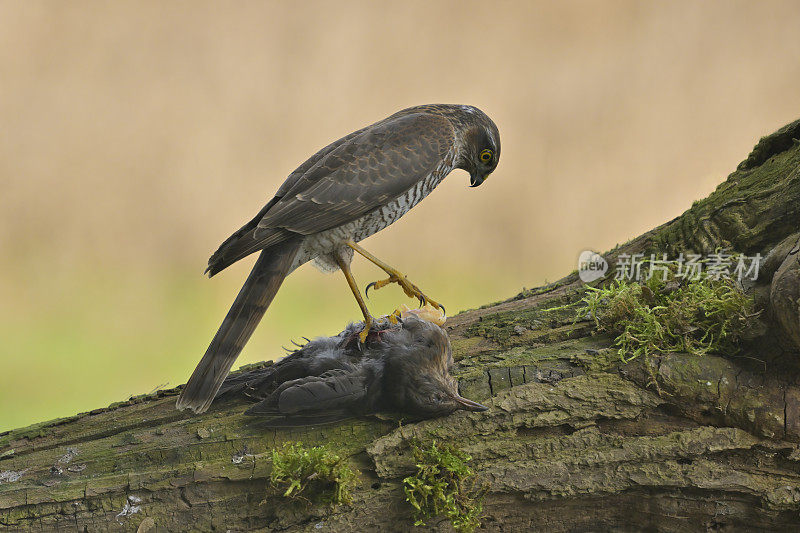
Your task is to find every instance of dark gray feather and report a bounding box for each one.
[176,237,303,413]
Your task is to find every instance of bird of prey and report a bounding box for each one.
[177,104,501,414]
[216,314,488,425]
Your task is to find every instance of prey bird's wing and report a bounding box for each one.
[254,112,454,237]
[245,368,368,417]
[216,343,352,399]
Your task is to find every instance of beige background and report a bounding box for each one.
[1,1,799,430]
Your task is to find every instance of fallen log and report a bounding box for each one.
[1,119,799,532]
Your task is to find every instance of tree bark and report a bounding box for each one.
[1,119,800,532]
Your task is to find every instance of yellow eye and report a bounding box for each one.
[479,149,493,163]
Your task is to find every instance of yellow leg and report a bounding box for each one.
[335,252,373,343]
[345,241,445,314]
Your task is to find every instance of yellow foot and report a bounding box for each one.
[358,314,375,343]
[387,307,404,324]
[365,271,446,315]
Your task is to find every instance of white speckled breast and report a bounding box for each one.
[289,153,457,274]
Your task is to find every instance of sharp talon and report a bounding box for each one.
[365,281,377,298]
[439,303,446,315]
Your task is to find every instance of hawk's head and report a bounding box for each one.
[456,106,501,187]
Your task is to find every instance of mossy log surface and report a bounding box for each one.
[2,120,800,532]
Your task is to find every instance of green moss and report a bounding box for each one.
[467,295,581,348]
[0,416,73,445]
[576,268,757,363]
[651,135,800,256]
[403,440,485,532]
[450,336,484,361]
[269,442,356,506]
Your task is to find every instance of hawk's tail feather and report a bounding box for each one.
[177,237,302,414]
[206,226,291,277]
[205,196,288,277]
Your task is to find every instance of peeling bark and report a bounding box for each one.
[1,119,800,532]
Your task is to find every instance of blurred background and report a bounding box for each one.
[1,1,799,431]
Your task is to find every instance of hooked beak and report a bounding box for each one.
[469,172,485,188]
[452,394,489,412]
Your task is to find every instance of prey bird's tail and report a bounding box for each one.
[176,237,302,414]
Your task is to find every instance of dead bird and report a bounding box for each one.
[216,313,487,426]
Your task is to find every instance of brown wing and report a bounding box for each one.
[205,126,371,275]
[205,111,453,275]
[253,112,454,237]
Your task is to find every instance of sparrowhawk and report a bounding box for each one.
[177,104,500,413]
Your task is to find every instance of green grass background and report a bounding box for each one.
[0,260,521,432]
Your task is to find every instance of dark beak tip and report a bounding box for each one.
[453,395,489,412]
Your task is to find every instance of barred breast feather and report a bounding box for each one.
[291,148,457,273]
